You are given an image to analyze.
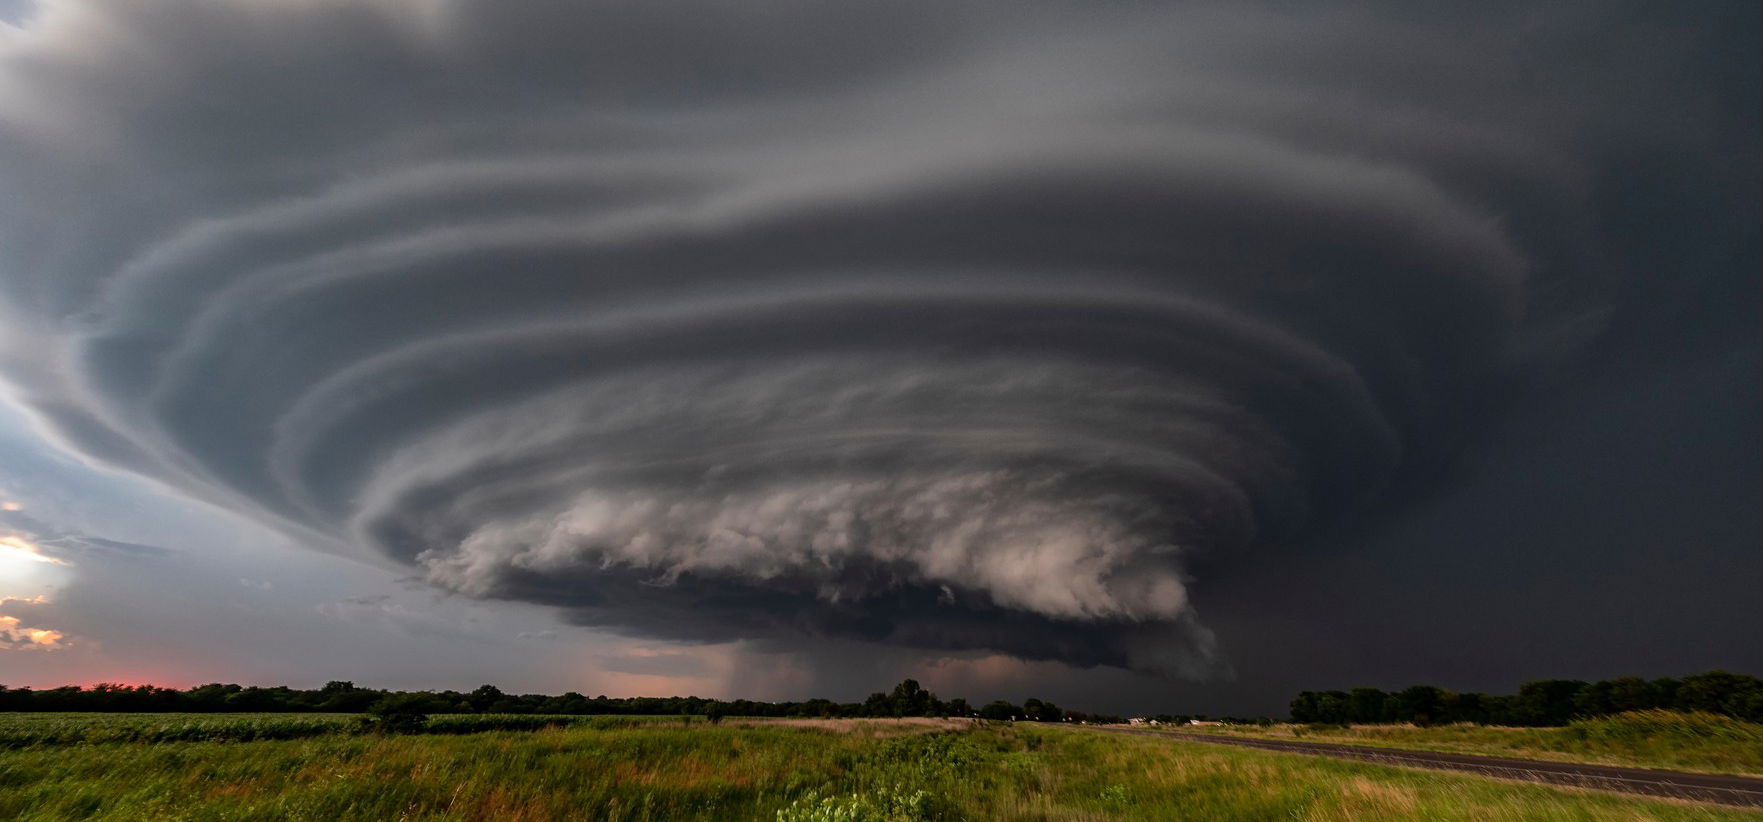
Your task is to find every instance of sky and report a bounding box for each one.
[0,0,1758,716]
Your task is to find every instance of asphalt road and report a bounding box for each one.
[1087,727,1763,809]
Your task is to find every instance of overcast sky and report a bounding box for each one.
[0,0,1758,716]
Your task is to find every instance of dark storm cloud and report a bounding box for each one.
[0,1,1755,678]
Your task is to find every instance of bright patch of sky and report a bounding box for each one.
[0,400,657,692]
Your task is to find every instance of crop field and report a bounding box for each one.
[1165,711,1763,777]
[1,715,1759,821]
[0,713,663,748]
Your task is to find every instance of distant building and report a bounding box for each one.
[1187,719,1223,726]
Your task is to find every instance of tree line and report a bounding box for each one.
[1289,670,1763,726]
[0,678,1124,723]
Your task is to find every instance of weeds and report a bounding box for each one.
[775,787,939,822]
[0,716,1757,821]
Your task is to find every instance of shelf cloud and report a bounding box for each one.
[0,1,1754,675]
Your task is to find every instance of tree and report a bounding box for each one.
[362,693,429,734]
[1289,692,1319,723]
[467,684,504,713]
[856,691,885,716]
[1674,671,1763,717]
[979,700,1021,721]
[316,681,380,712]
[1451,692,1489,724]
[1349,688,1391,724]
[1021,698,1062,722]
[888,679,935,717]
[1604,677,1666,713]
[1652,677,1683,710]
[1515,680,1588,726]
[1283,671,1763,728]
[1312,691,1351,724]
[1393,685,1448,726]
[1573,680,1616,717]
[1734,688,1763,724]
[0,678,1139,722]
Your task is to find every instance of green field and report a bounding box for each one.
[1167,711,1763,777]
[1,714,1759,821]
[0,712,651,748]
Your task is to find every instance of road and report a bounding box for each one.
[1086,726,1763,809]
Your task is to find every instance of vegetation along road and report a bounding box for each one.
[1093,726,1763,808]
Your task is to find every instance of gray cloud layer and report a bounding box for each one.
[0,1,1754,675]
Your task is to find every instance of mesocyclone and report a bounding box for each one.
[0,0,1569,673]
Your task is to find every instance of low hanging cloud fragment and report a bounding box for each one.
[0,596,67,651]
[0,0,1747,674]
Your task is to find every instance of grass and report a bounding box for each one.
[0,713,689,748]
[0,715,1759,820]
[0,713,359,747]
[1166,711,1763,777]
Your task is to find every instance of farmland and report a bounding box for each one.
[0,712,652,748]
[2,714,1759,821]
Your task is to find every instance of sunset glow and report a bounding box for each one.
[0,534,66,565]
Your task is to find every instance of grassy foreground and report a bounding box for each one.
[1170,711,1763,777]
[2,717,1760,821]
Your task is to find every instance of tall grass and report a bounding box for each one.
[0,713,689,748]
[1570,710,1763,746]
[1,717,1757,820]
[1181,710,1763,776]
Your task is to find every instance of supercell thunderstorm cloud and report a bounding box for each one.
[0,1,1756,676]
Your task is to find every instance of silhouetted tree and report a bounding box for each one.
[466,684,505,713]
[979,700,1021,720]
[1314,691,1351,724]
[1394,685,1448,726]
[1349,688,1391,723]
[1021,698,1063,722]
[1515,680,1588,726]
[1675,671,1763,719]
[1451,692,1489,724]
[888,679,934,717]
[363,693,429,734]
